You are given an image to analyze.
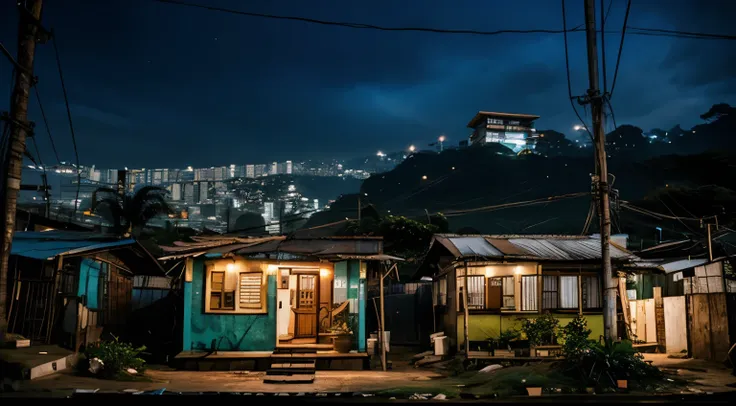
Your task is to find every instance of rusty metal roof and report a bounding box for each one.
[432,234,640,262]
[158,236,388,262]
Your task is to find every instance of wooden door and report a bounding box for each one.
[294,273,319,338]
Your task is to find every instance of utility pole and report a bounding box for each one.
[0,0,44,335]
[583,0,617,340]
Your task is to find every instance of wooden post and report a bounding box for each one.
[0,0,44,335]
[379,262,387,371]
[653,286,666,352]
[707,224,713,262]
[463,261,470,357]
[582,0,616,341]
[578,268,583,316]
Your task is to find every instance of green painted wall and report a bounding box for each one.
[456,313,605,345]
[187,258,277,351]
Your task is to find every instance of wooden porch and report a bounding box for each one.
[173,349,370,371]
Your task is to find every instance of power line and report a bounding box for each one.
[600,0,609,95]
[609,0,631,99]
[629,26,736,41]
[443,191,588,217]
[51,32,82,223]
[154,0,736,42]
[32,85,61,164]
[561,0,595,144]
[154,0,585,36]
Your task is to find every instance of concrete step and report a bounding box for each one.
[0,345,78,380]
[263,373,315,384]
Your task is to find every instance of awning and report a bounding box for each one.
[11,231,136,261]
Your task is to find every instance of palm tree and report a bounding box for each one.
[91,186,173,237]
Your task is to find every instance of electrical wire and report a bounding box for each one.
[609,0,632,99]
[600,0,609,96]
[443,191,588,217]
[155,0,586,36]
[154,0,736,42]
[27,135,51,213]
[51,32,82,223]
[561,0,595,144]
[32,85,61,164]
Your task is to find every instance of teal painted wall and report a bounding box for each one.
[183,281,192,351]
[186,258,277,351]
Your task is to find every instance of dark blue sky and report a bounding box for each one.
[1,0,734,169]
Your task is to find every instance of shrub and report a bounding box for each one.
[560,315,592,363]
[498,329,521,348]
[83,335,146,379]
[575,339,662,389]
[519,313,559,346]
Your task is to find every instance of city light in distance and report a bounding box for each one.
[409,145,416,152]
[573,125,582,131]
[422,175,428,180]
[376,151,385,157]
[438,135,446,142]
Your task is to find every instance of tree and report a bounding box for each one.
[233,212,266,235]
[91,186,172,237]
[700,103,734,122]
[534,130,575,157]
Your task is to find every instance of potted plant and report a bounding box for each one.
[330,322,353,353]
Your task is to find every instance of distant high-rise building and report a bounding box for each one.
[184,183,194,203]
[199,181,209,202]
[270,162,278,175]
[313,199,319,210]
[286,160,293,174]
[171,183,182,201]
[255,164,267,177]
[246,164,255,178]
[263,202,275,223]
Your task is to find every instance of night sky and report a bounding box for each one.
[1,0,734,169]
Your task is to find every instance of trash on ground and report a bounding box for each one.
[478,364,503,374]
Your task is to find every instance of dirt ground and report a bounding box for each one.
[2,350,734,398]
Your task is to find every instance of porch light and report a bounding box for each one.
[514,266,522,275]
[485,267,493,277]
[320,269,331,277]
[266,265,278,275]
[226,263,238,273]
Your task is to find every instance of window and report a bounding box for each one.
[206,265,266,314]
[542,275,558,309]
[239,272,263,309]
[559,276,579,309]
[435,277,447,306]
[466,275,485,309]
[582,275,601,308]
[501,276,515,309]
[521,275,538,311]
[209,271,235,310]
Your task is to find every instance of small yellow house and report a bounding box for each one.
[415,234,654,353]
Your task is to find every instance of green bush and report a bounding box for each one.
[560,315,592,363]
[83,335,146,379]
[575,339,662,389]
[498,329,521,348]
[519,313,559,346]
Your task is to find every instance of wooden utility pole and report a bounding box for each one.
[0,0,44,335]
[583,0,617,340]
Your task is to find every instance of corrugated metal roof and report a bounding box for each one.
[660,259,708,274]
[447,237,503,257]
[11,231,136,260]
[159,236,386,261]
[433,234,640,262]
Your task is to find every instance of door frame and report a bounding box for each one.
[292,269,320,339]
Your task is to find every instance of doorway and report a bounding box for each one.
[294,272,319,338]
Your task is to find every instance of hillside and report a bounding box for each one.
[303,105,736,247]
